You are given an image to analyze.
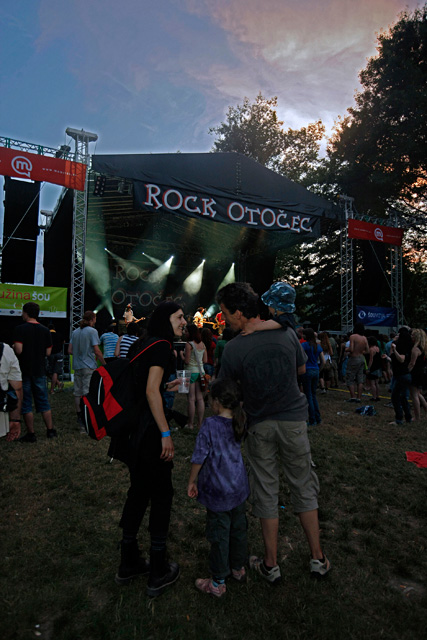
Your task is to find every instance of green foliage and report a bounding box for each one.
[210,93,326,187]
[209,93,286,166]
[328,5,427,215]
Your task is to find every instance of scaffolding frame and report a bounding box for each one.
[66,128,98,336]
[340,198,404,332]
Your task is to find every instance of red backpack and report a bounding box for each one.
[80,339,170,441]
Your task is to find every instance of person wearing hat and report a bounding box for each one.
[241,281,297,335]
[123,303,137,326]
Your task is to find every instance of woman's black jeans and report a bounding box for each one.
[119,422,174,538]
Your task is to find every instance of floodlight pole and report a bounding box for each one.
[66,128,98,336]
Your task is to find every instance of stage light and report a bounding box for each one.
[217,263,236,291]
[142,252,163,266]
[183,260,205,295]
[93,175,106,197]
[147,256,174,284]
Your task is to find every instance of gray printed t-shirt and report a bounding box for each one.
[70,326,99,370]
[220,328,307,425]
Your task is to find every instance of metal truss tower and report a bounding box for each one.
[66,128,98,335]
[389,211,404,327]
[340,197,404,332]
[340,196,355,333]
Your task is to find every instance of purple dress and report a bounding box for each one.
[191,415,249,513]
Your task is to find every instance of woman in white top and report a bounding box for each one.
[184,324,207,429]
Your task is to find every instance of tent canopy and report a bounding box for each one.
[92,152,341,238]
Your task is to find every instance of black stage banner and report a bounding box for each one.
[92,152,340,236]
[133,180,318,235]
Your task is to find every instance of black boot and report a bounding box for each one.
[146,548,180,597]
[115,539,150,585]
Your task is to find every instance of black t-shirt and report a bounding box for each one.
[50,330,64,354]
[129,338,174,400]
[13,322,52,377]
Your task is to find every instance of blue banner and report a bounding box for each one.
[356,306,397,327]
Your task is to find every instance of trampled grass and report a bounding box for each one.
[1,383,427,640]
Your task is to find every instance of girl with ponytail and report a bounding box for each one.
[187,378,249,597]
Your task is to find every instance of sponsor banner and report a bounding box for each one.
[0,146,87,191]
[356,305,397,327]
[348,219,403,246]
[133,181,318,235]
[0,284,67,318]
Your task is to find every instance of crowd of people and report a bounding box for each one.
[2,288,427,600]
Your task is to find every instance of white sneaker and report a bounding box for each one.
[249,556,281,585]
[310,556,331,579]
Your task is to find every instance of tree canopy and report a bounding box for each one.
[327,5,427,216]
[209,93,325,187]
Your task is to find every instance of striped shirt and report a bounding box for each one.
[119,334,138,358]
[99,332,119,358]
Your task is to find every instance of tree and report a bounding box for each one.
[210,93,326,187]
[209,94,285,166]
[328,5,427,216]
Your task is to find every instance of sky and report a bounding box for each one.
[1,0,422,158]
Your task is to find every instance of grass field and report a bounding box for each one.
[1,382,427,640]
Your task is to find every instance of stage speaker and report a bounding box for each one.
[2,177,40,284]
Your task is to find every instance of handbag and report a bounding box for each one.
[191,341,207,391]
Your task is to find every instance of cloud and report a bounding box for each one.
[33,0,421,150]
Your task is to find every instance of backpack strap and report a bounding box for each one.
[128,338,171,364]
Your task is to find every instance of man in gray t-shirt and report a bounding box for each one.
[218,282,330,585]
[69,311,105,428]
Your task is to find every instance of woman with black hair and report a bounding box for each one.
[110,302,187,597]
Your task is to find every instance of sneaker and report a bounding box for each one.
[310,556,331,579]
[249,556,281,585]
[19,432,37,443]
[231,567,246,582]
[195,578,226,597]
[46,428,58,439]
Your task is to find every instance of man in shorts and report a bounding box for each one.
[345,323,369,402]
[13,302,57,442]
[217,282,330,584]
[69,311,105,430]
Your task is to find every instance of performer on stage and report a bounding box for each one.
[123,304,136,325]
[193,307,205,328]
[215,310,226,335]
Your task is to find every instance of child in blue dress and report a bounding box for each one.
[187,378,249,597]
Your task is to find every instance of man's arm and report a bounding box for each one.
[93,345,106,366]
[241,319,281,335]
[13,342,23,356]
[68,343,73,355]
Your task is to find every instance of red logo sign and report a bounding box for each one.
[348,219,403,246]
[0,146,87,191]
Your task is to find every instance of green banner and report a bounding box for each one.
[0,284,68,318]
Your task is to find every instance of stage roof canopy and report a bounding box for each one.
[92,152,341,238]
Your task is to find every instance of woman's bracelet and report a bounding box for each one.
[161,430,171,438]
